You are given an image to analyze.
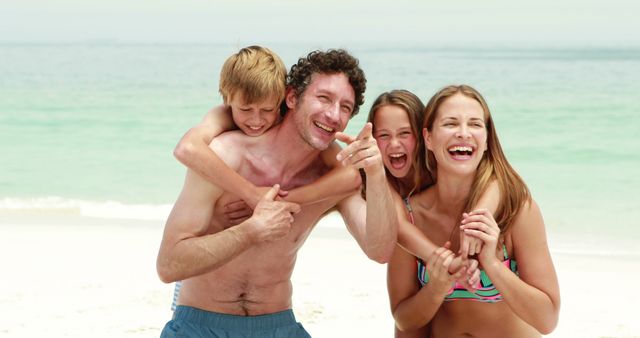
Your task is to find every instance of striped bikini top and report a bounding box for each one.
[404,198,518,302]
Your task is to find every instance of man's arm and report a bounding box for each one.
[173,106,263,208]
[335,123,398,263]
[156,169,299,283]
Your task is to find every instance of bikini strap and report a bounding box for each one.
[502,244,509,260]
[403,197,415,224]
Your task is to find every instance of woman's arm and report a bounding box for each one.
[388,242,459,331]
[394,326,429,338]
[173,106,262,208]
[462,202,560,334]
[397,192,480,290]
[284,142,361,205]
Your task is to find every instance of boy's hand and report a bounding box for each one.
[246,186,288,210]
[221,186,290,227]
[217,200,252,227]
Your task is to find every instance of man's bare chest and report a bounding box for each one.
[237,156,330,191]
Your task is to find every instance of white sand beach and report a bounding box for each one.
[1,211,639,338]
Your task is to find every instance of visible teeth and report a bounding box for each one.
[389,154,404,158]
[315,122,334,133]
[448,146,473,152]
[248,126,262,130]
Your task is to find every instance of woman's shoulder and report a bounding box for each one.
[408,187,437,211]
[509,197,546,241]
[515,197,540,218]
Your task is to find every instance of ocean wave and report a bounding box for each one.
[0,197,172,220]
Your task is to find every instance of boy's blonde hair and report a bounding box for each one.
[219,46,287,105]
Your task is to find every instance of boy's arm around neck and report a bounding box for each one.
[173,105,262,208]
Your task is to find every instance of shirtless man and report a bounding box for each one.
[156,49,397,337]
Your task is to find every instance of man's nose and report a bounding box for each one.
[324,102,340,122]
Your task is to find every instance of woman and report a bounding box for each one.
[366,90,487,273]
[387,85,560,337]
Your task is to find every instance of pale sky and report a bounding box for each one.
[2,0,639,47]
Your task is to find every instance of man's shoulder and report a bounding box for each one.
[211,129,249,146]
[209,130,255,169]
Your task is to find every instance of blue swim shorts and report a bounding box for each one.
[160,305,312,338]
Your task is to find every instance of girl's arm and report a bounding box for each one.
[462,202,560,334]
[398,181,500,261]
[284,142,361,205]
[460,180,501,257]
[173,106,262,208]
[395,191,438,260]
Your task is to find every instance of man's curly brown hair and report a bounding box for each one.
[286,49,366,117]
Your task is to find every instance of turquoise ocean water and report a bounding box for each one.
[1,43,639,254]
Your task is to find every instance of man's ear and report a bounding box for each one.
[423,127,433,151]
[285,87,297,109]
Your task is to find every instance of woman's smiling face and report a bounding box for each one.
[425,93,487,177]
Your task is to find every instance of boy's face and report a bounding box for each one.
[228,92,281,136]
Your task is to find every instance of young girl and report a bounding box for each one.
[387,85,560,337]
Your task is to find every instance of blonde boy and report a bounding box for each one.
[218,45,287,136]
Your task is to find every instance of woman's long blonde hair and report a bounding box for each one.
[423,85,530,233]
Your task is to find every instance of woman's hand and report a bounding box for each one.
[448,255,480,292]
[460,208,501,266]
[425,243,459,298]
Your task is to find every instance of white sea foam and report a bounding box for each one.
[0,197,172,221]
